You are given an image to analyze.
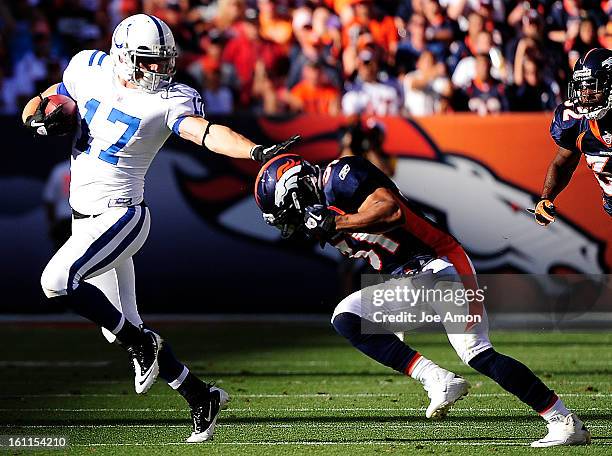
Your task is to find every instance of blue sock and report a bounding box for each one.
[158,342,187,384]
[468,348,555,412]
[155,341,207,405]
[62,282,142,345]
[64,282,123,331]
[332,312,418,373]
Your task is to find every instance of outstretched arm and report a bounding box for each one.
[177,115,300,162]
[177,116,255,159]
[541,146,581,201]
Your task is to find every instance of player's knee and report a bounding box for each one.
[331,312,361,343]
[331,292,362,323]
[454,343,476,366]
[448,334,493,366]
[40,265,69,298]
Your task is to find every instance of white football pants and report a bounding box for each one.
[41,205,149,336]
[331,256,493,365]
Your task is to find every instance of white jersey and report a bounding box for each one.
[61,49,204,214]
[342,81,400,117]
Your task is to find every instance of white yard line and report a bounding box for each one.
[0,393,395,398]
[1,392,611,399]
[1,407,610,412]
[3,379,612,387]
[60,441,612,447]
[2,423,611,430]
[0,424,471,429]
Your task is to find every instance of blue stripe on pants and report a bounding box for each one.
[67,207,137,292]
[86,207,147,278]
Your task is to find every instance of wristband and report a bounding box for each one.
[250,144,263,161]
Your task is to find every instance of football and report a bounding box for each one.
[44,94,78,130]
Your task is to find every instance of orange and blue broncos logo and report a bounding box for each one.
[173,116,607,275]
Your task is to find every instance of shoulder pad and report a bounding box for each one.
[70,49,109,69]
[550,101,585,152]
[162,83,200,100]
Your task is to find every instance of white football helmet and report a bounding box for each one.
[110,14,178,92]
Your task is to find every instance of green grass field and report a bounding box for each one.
[0,321,610,455]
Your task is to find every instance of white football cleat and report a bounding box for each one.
[186,386,230,443]
[422,370,470,419]
[531,413,591,447]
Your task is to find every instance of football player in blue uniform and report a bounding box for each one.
[255,154,590,447]
[534,48,612,225]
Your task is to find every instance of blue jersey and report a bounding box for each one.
[322,156,465,274]
[550,101,612,198]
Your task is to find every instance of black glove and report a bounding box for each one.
[250,135,301,163]
[304,204,336,243]
[24,97,70,136]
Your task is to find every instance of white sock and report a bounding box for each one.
[168,366,190,390]
[540,397,571,423]
[407,354,442,383]
[110,314,125,335]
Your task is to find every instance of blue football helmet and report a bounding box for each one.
[569,48,612,119]
[254,154,323,238]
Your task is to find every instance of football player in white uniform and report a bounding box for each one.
[22,14,298,443]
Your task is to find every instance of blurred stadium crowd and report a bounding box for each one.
[0,0,610,117]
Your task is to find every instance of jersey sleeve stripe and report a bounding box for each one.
[96,52,107,66]
[88,50,100,66]
[172,116,187,135]
[56,82,73,99]
[576,131,586,153]
[146,15,165,46]
[327,205,346,215]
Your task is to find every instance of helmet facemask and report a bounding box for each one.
[127,46,177,92]
[263,195,303,239]
[569,69,612,120]
[263,165,324,239]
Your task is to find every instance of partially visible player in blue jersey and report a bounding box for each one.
[255,154,590,447]
[534,48,612,225]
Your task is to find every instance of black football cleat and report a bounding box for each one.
[124,328,163,394]
[186,386,230,443]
